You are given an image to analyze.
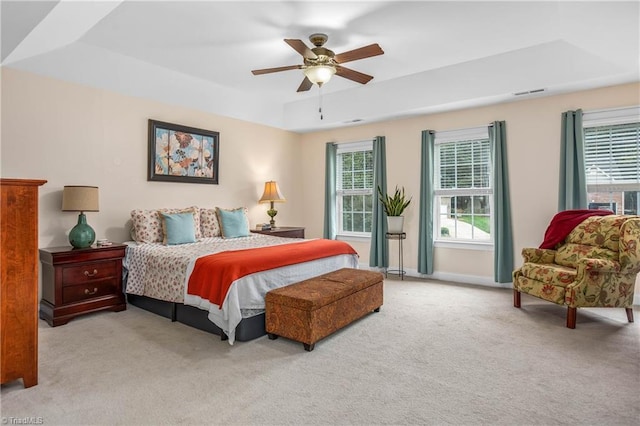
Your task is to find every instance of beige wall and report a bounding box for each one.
[0,68,302,248]
[1,67,638,294]
[299,82,640,288]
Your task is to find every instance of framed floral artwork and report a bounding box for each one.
[148,119,219,184]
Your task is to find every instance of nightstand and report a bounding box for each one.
[39,244,127,326]
[251,226,305,239]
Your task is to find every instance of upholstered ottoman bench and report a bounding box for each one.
[265,268,384,351]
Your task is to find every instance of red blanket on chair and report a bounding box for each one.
[186,239,358,307]
[539,209,613,249]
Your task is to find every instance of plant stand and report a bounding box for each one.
[385,232,406,280]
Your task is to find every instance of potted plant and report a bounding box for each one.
[377,186,412,233]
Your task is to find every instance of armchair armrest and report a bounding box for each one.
[567,258,626,307]
[620,217,640,274]
[578,257,621,273]
[521,247,556,264]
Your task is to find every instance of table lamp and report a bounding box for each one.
[62,185,99,249]
[258,181,286,228]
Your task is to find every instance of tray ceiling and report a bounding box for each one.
[2,1,638,133]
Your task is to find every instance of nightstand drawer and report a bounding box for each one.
[62,279,118,304]
[62,261,118,286]
[272,228,304,238]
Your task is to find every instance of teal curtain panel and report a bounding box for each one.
[490,121,514,283]
[369,136,389,267]
[323,142,337,239]
[418,130,435,275]
[559,109,588,210]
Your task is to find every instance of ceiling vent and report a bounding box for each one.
[513,88,546,96]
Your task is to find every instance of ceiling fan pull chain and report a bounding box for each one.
[319,85,324,120]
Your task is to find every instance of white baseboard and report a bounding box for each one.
[360,263,640,307]
[358,263,508,289]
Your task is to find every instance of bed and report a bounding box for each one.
[123,206,358,344]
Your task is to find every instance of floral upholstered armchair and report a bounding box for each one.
[513,214,640,328]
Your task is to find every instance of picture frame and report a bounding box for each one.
[148,119,219,184]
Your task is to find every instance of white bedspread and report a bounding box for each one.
[123,234,358,344]
[184,252,358,344]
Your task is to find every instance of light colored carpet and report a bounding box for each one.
[1,278,639,425]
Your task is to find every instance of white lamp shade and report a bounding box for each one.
[304,65,336,85]
[62,186,99,212]
[259,181,286,203]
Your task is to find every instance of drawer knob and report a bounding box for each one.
[84,269,98,277]
[84,287,98,295]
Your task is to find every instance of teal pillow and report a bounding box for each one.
[160,212,196,245]
[216,207,250,238]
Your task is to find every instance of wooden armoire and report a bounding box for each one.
[1,178,47,388]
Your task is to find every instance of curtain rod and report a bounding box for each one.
[331,138,375,145]
[432,123,494,134]
[584,105,639,115]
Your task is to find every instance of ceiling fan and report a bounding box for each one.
[251,33,384,92]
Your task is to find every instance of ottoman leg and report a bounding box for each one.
[303,343,315,352]
[268,333,278,340]
[374,307,381,312]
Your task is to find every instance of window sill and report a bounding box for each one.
[434,240,493,251]
[337,234,371,243]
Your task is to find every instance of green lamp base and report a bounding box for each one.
[69,212,96,249]
[267,208,278,228]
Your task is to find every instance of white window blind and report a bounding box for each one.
[336,148,374,194]
[436,139,491,194]
[584,121,639,192]
[435,127,491,196]
[583,106,639,215]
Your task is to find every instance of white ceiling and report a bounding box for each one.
[2,1,638,133]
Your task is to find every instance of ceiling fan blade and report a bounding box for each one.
[334,44,384,64]
[284,39,317,59]
[296,77,313,92]
[335,65,374,84]
[251,65,302,75]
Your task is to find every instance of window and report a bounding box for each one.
[584,107,639,215]
[434,127,492,243]
[336,141,374,236]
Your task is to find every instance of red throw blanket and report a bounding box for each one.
[187,239,358,307]
[539,209,613,249]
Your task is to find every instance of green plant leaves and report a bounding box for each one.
[377,185,411,216]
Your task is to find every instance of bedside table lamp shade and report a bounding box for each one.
[258,181,286,227]
[62,186,99,249]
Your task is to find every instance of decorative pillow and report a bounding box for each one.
[200,208,221,238]
[159,211,196,245]
[130,206,201,243]
[216,207,250,239]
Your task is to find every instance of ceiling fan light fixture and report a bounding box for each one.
[251,34,382,92]
[304,65,336,86]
